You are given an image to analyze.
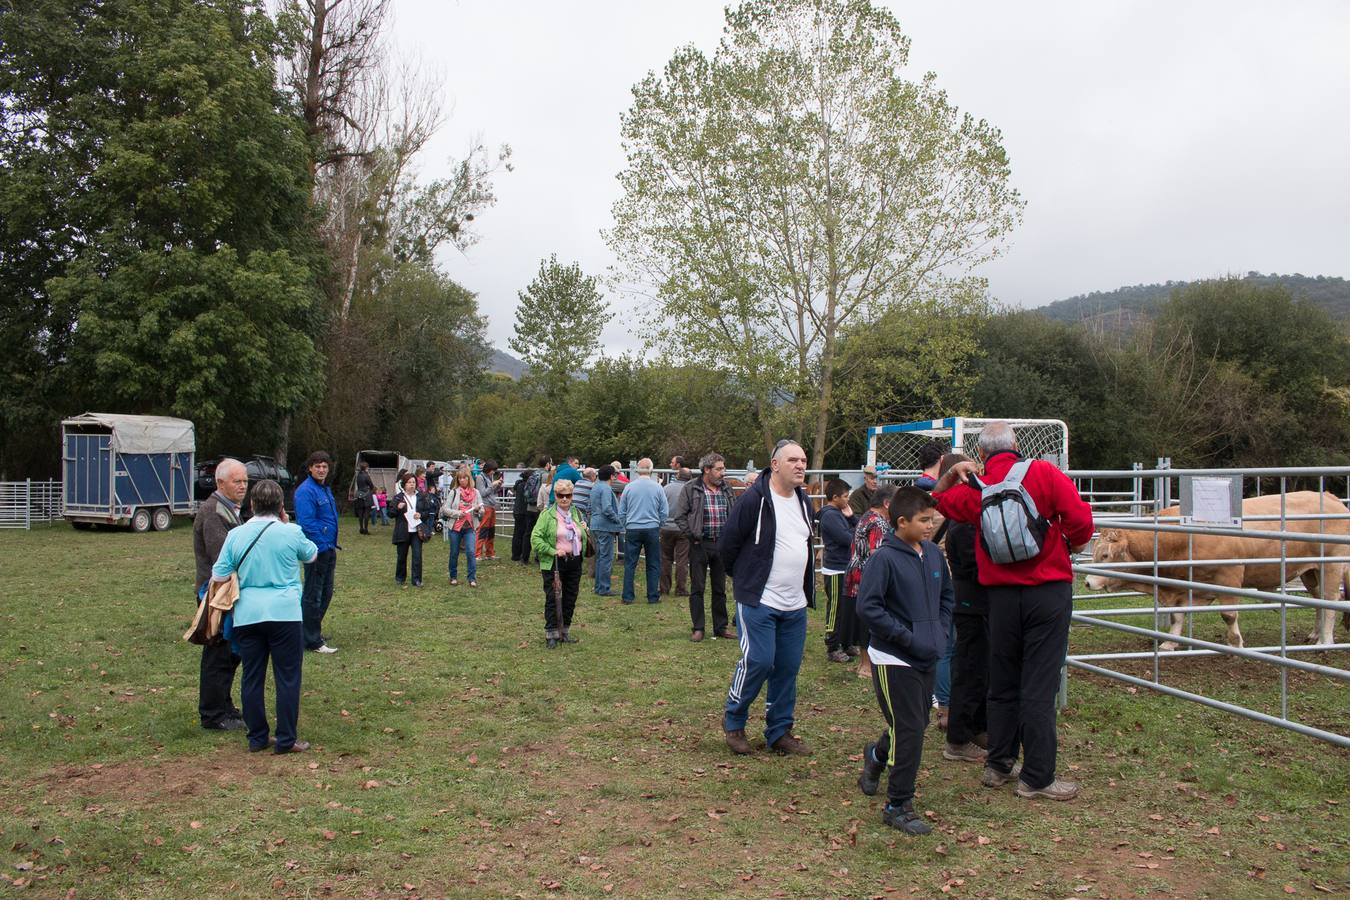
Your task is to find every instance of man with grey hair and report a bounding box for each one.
[618,457,668,605]
[932,421,1094,801]
[674,452,736,641]
[659,466,691,598]
[192,458,249,731]
[720,440,815,755]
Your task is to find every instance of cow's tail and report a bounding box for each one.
[1342,565,1350,633]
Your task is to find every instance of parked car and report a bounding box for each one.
[195,455,296,516]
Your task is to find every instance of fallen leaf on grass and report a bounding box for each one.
[1206,826,1221,835]
[189,821,202,829]
[976,835,991,846]
[322,830,336,841]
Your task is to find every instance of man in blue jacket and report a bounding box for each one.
[719,440,815,756]
[294,450,340,654]
[618,458,668,605]
[855,487,954,835]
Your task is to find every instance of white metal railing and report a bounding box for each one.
[1066,465,1350,748]
[0,480,63,529]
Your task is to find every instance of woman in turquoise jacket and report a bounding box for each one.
[531,478,591,648]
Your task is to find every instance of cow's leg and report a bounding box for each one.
[1220,609,1243,648]
[1159,603,1184,652]
[1299,570,1328,644]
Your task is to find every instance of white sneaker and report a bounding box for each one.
[314,644,339,654]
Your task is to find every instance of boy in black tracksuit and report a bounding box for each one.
[855,487,954,835]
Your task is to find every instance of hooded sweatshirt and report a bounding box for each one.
[856,534,954,671]
[718,467,816,609]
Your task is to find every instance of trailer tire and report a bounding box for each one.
[152,507,172,531]
[71,521,93,531]
[130,508,152,533]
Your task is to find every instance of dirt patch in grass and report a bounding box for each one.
[35,745,264,807]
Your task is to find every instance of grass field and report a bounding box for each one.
[0,523,1346,898]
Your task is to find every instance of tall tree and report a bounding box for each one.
[0,0,323,468]
[608,0,1024,467]
[509,255,609,398]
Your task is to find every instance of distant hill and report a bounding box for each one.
[488,348,527,380]
[1037,273,1350,329]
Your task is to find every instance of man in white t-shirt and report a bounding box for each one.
[718,440,815,756]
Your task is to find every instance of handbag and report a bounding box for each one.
[186,522,274,645]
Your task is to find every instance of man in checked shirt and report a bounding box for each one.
[673,452,738,642]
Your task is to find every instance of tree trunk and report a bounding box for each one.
[275,412,291,468]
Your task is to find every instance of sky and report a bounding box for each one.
[388,1,1350,355]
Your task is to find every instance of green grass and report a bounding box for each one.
[0,525,1345,897]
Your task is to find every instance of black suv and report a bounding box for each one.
[195,456,297,515]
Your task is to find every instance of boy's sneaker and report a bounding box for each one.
[980,762,1023,788]
[881,802,932,835]
[826,649,852,663]
[857,742,885,796]
[1015,778,1080,801]
[942,741,988,763]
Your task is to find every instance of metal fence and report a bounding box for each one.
[1066,465,1350,748]
[0,480,63,529]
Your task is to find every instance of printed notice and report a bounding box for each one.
[1190,477,1235,524]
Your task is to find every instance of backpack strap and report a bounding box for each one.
[1002,458,1034,487]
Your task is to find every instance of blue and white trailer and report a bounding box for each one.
[62,413,196,532]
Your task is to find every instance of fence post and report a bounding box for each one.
[25,478,31,530]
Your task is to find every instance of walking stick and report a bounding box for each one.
[553,563,565,640]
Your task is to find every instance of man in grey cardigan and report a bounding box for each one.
[191,458,249,730]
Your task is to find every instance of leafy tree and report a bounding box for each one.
[0,0,323,468]
[608,0,1023,467]
[509,255,609,397]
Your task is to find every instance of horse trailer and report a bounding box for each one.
[61,413,196,531]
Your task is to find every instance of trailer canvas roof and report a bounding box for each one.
[62,413,195,455]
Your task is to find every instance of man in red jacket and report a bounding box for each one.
[932,421,1093,801]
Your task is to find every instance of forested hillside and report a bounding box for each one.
[1039,273,1350,325]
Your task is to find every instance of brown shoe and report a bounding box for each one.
[691,630,705,642]
[942,741,988,763]
[935,705,949,732]
[724,728,752,755]
[770,733,811,756]
[980,762,1023,787]
[1015,778,1080,801]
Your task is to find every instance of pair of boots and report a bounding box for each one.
[545,632,579,649]
[857,742,932,836]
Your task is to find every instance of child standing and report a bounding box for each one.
[854,487,954,835]
[818,478,858,663]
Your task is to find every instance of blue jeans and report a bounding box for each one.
[622,527,661,603]
[447,527,477,581]
[301,548,336,650]
[593,530,618,593]
[935,623,957,705]
[724,602,807,746]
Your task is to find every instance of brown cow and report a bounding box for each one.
[1085,491,1350,650]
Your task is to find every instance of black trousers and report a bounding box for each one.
[986,581,1072,790]
[687,541,728,634]
[871,663,933,807]
[543,555,583,638]
[946,611,990,746]
[235,620,303,752]
[822,573,857,652]
[199,636,241,726]
[514,509,539,563]
[395,538,423,584]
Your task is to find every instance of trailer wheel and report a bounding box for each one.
[71,521,93,531]
[130,508,152,533]
[152,507,172,531]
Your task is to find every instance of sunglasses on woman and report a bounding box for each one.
[556,493,573,499]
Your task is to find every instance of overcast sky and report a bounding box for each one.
[389,1,1350,354]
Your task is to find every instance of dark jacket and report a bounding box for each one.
[718,467,816,609]
[512,470,534,515]
[672,476,736,543]
[817,504,856,571]
[193,492,241,592]
[390,491,437,544]
[944,520,989,615]
[857,534,954,671]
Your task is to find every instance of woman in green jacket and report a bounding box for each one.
[531,478,591,648]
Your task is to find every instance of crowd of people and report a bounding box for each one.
[190,421,1095,834]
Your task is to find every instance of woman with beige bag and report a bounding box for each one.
[209,480,318,754]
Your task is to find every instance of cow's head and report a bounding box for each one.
[1084,528,1130,591]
